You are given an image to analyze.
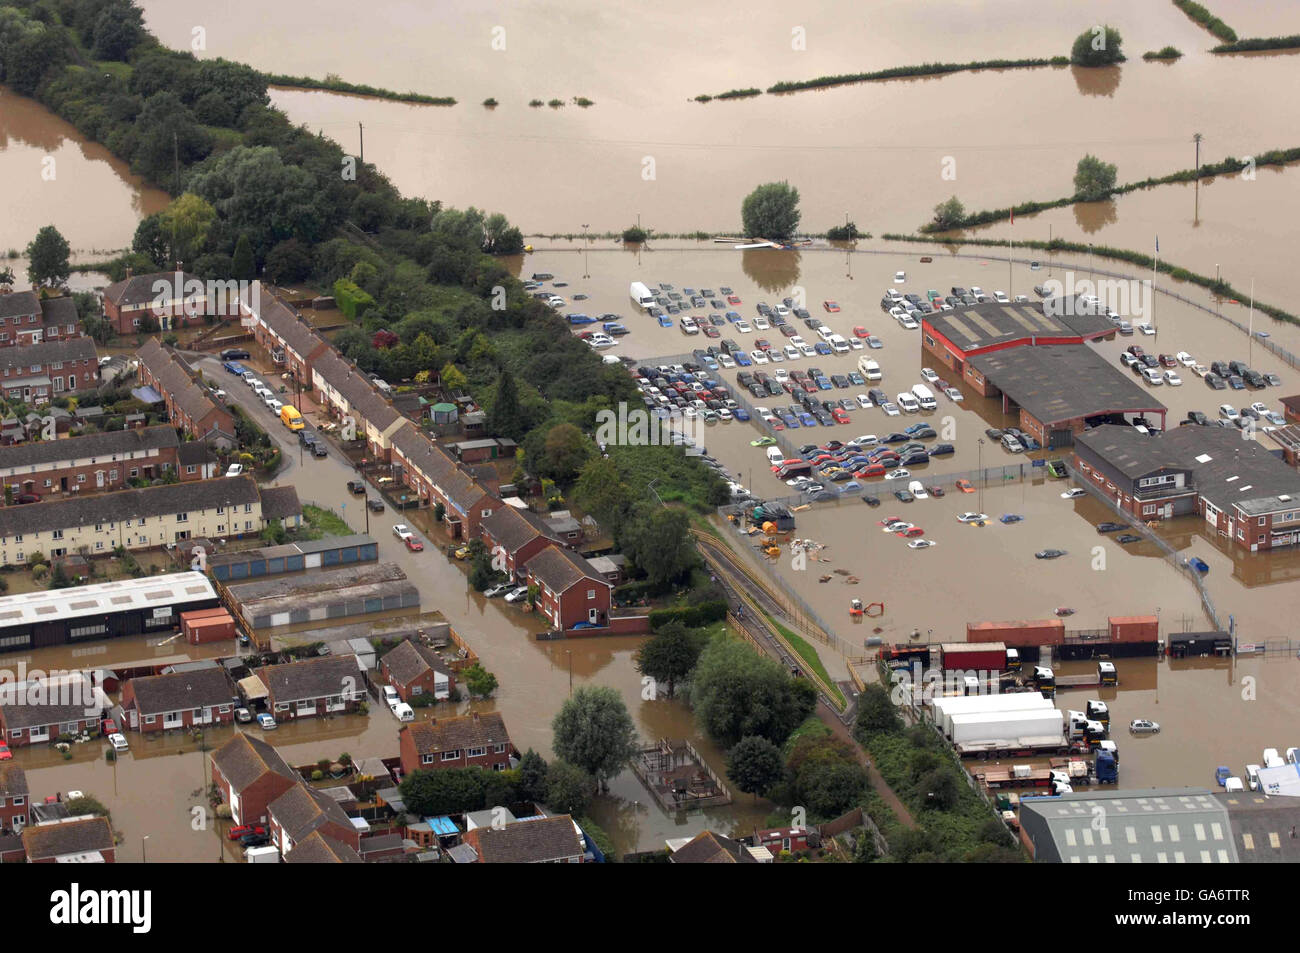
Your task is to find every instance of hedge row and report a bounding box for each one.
[1212,35,1300,53]
[766,56,1070,94]
[1171,0,1237,43]
[264,73,456,105]
[879,232,1300,328]
[648,601,728,629]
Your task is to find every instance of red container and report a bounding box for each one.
[940,642,1007,672]
[181,609,235,644]
[967,619,1064,647]
[1108,615,1158,644]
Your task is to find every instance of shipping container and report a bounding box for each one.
[181,607,236,644]
[966,619,1065,647]
[1108,615,1158,644]
[949,708,1065,746]
[939,641,1007,672]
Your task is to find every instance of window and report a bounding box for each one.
[422,754,434,765]
[176,512,189,523]
[51,530,63,540]
[144,715,155,724]
[129,468,138,478]
[441,749,461,761]
[186,465,196,475]
[1259,517,1266,527]
[494,743,507,754]
[77,474,86,484]
[587,589,596,600]
[1142,505,1155,516]
[467,746,486,758]
[244,503,253,513]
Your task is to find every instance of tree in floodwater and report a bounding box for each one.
[25,225,70,287]
[931,196,966,231]
[551,685,638,789]
[1071,25,1125,66]
[741,181,801,241]
[1073,154,1118,202]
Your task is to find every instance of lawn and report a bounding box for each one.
[299,504,355,539]
[766,612,847,710]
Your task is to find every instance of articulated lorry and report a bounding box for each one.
[976,751,1118,790]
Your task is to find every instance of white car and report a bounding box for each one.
[920,368,940,383]
[896,393,920,413]
[908,539,936,549]
[956,512,988,523]
[257,713,277,730]
[783,345,800,362]
[750,350,769,365]
[1163,370,1182,386]
[226,464,244,477]
[882,521,913,533]
[816,325,836,342]
[717,408,733,421]
[854,434,879,446]
[884,468,912,481]
[754,316,770,330]
[547,295,566,308]
[798,342,816,358]
[735,320,753,334]
[855,394,873,409]
[1061,488,1087,499]
[1249,402,1271,416]
[245,376,262,389]
[718,353,735,368]
[1138,324,1156,335]
[774,305,791,318]
[880,402,901,416]
[1219,404,1239,421]
[993,291,1009,303]
[848,337,864,350]
[908,481,928,499]
[383,685,400,707]
[393,523,415,542]
[267,399,284,414]
[1176,351,1195,366]
[970,286,984,298]
[1140,367,1163,386]
[108,733,129,752]
[943,387,964,402]
[767,349,784,363]
[504,586,530,603]
[897,314,919,330]
[774,368,790,383]
[894,271,906,283]
[1192,364,1209,377]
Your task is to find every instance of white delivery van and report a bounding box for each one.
[393,702,415,723]
[630,282,657,311]
[896,393,920,413]
[858,357,882,381]
[245,845,281,863]
[911,383,937,410]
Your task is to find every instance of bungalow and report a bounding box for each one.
[120,666,236,733]
[0,675,107,747]
[283,829,364,864]
[268,782,362,857]
[21,815,116,863]
[753,825,813,855]
[524,546,614,631]
[397,711,516,778]
[209,732,299,827]
[253,654,365,721]
[379,639,452,703]
[669,829,762,864]
[0,763,29,833]
[478,504,560,580]
[459,814,585,864]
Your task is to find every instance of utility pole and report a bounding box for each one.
[1193,132,1202,176]
[173,131,179,195]
[359,122,364,164]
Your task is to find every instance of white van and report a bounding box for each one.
[910,383,937,410]
[766,446,785,464]
[896,393,920,413]
[829,334,851,354]
[392,702,415,723]
[858,357,882,381]
[630,281,657,311]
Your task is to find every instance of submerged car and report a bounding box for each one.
[1116,534,1142,544]
[1061,488,1087,499]
[1035,549,1068,559]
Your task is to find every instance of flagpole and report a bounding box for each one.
[1248,278,1255,367]
[1008,208,1013,298]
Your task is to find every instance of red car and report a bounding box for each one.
[831,409,851,424]
[727,294,741,305]
[16,493,41,504]
[228,824,267,841]
[703,326,721,338]
[404,536,424,552]
[856,464,886,478]
[101,718,118,734]
[1158,354,1178,368]
[897,526,925,538]
[0,743,11,761]
[823,301,840,312]
[852,326,870,338]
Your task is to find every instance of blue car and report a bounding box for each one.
[657,314,673,327]
[726,311,742,322]
[814,342,833,355]
[815,377,833,390]
[781,415,800,429]
[733,408,751,421]
[734,351,752,366]
[568,313,596,324]
[999,514,1024,523]
[798,412,818,427]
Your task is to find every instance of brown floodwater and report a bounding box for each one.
[0,86,170,259]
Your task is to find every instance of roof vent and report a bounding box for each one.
[1279,495,1292,502]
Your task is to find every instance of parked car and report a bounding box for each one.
[347,480,366,494]
[228,824,267,841]
[1130,719,1161,734]
[504,586,530,604]
[257,713,277,730]
[107,733,129,752]
[1097,522,1125,533]
[393,523,416,542]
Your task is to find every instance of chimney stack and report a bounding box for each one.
[125,267,133,279]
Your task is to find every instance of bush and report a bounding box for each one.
[1071,25,1125,66]
[648,600,727,629]
[621,225,649,243]
[311,769,324,781]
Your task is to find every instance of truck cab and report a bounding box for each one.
[1085,699,1110,726]
[1097,661,1117,685]
[1006,648,1021,670]
[1246,764,1262,790]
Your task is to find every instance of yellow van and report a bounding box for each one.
[280,405,304,431]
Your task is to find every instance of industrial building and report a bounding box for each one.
[225,562,419,630]
[966,345,1166,449]
[205,534,379,582]
[1075,423,1300,550]
[921,301,1113,379]
[0,571,218,653]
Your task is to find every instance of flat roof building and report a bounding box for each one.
[226,562,418,629]
[922,300,1113,376]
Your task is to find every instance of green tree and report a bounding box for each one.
[231,233,256,280]
[537,422,593,483]
[919,767,961,811]
[1073,154,1118,201]
[131,214,169,267]
[727,735,784,797]
[516,749,549,803]
[463,663,499,698]
[158,193,217,266]
[544,760,596,815]
[931,196,966,231]
[439,362,468,393]
[634,620,705,698]
[25,226,70,287]
[573,457,633,536]
[487,369,523,441]
[1071,25,1125,66]
[399,766,488,815]
[623,506,694,585]
[90,1,143,60]
[468,547,496,591]
[689,637,817,748]
[853,684,902,737]
[787,735,868,818]
[740,181,801,241]
[551,685,638,788]
[263,239,312,285]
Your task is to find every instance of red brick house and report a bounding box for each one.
[1281,395,1300,425]
[524,546,614,631]
[103,269,239,334]
[379,639,452,702]
[0,425,183,498]
[397,711,516,778]
[284,829,364,863]
[135,338,235,442]
[0,337,99,407]
[210,732,299,827]
[253,654,365,721]
[120,666,235,733]
[21,816,116,862]
[754,825,813,855]
[478,504,560,581]
[239,284,331,387]
[459,815,585,864]
[268,782,362,857]
[0,291,80,346]
[0,675,106,747]
[0,763,30,834]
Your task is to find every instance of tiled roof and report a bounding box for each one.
[381,639,449,686]
[311,349,401,431]
[257,485,302,521]
[525,546,611,594]
[0,475,262,538]
[210,732,298,794]
[469,815,584,863]
[481,505,558,555]
[136,338,225,426]
[0,338,97,374]
[284,830,363,863]
[0,425,178,471]
[126,667,233,716]
[39,295,78,328]
[0,291,40,320]
[270,782,354,843]
[391,423,492,515]
[0,762,28,798]
[670,829,757,864]
[104,271,199,307]
[21,816,115,859]
[254,655,363,704]
[405,712,511,756]
[245,285,329,362]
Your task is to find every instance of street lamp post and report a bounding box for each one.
[565,650,573,696]
[581,224,590,278]
[977,438,985,512]
[142,834,149,864]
